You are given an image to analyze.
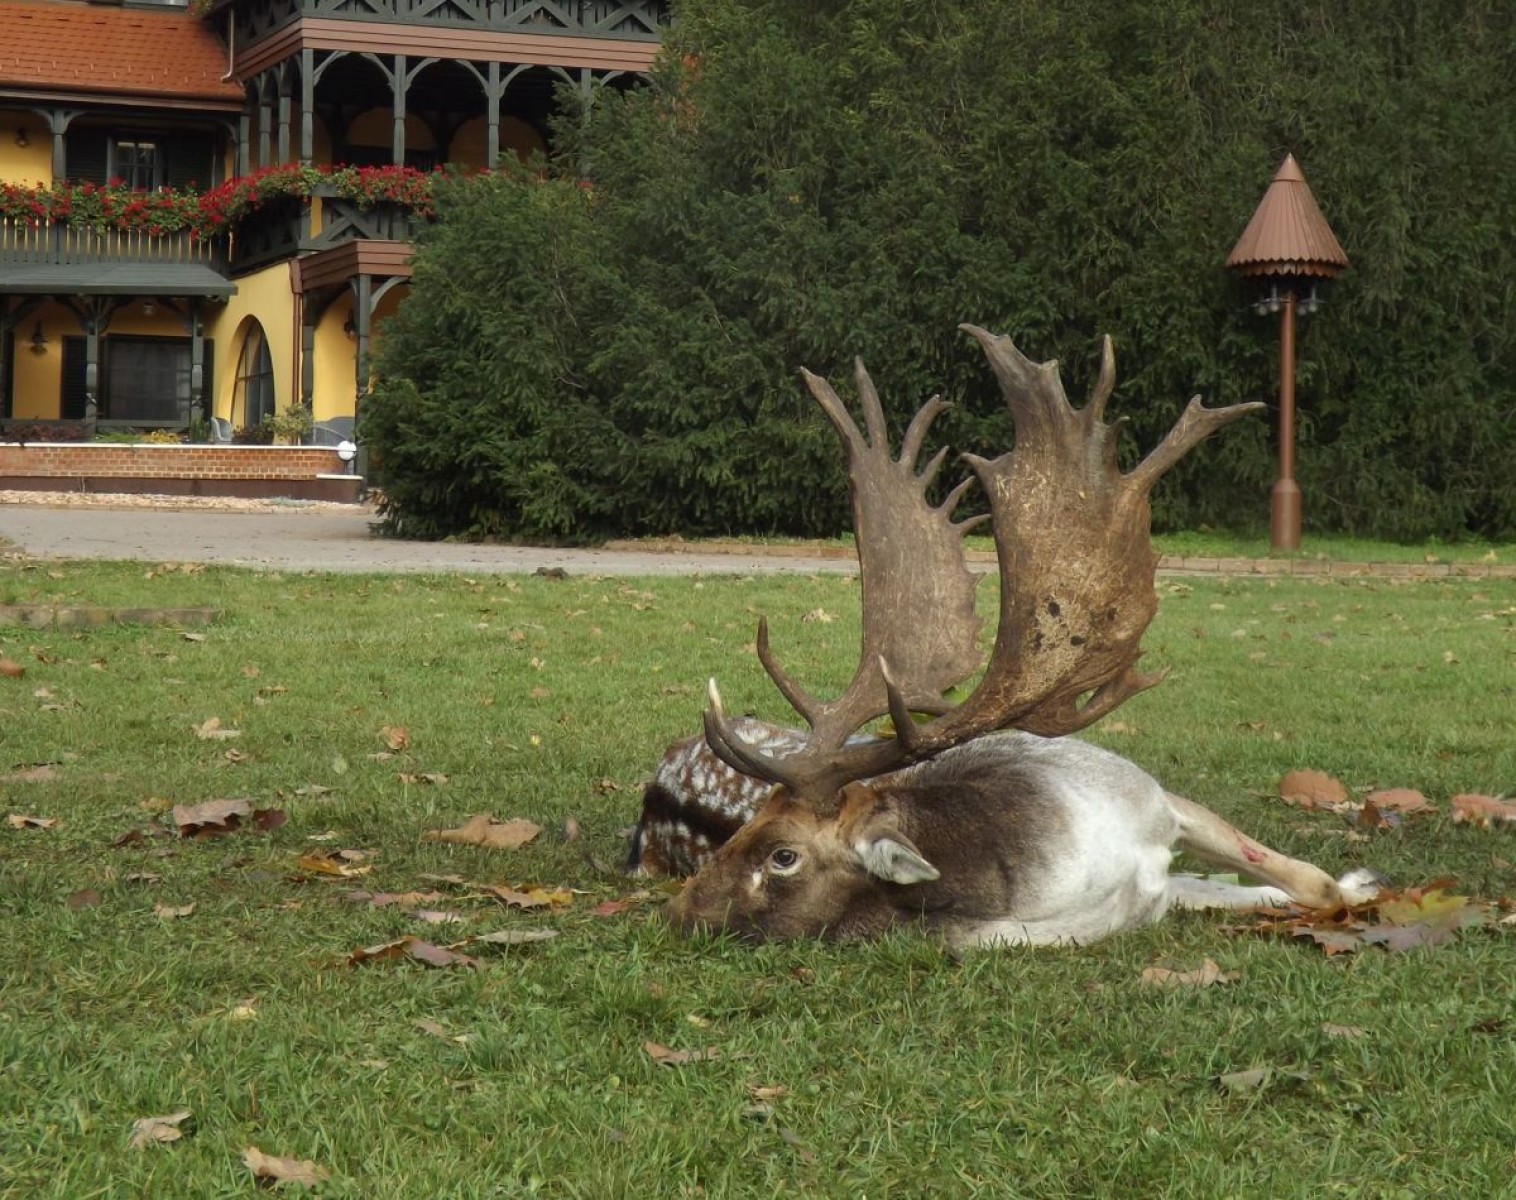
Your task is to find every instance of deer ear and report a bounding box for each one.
[853,830,940,885]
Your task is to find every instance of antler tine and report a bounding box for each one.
[899,395,951,469]
[1127,394,1266,495]
[755,615,822,727]
[853,357,889,451]
[1088,335,1117,424]
[701,678,801,792]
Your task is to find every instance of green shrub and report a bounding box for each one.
[365,0,1516,543]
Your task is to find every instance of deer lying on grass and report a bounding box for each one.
[636,326,1378,946]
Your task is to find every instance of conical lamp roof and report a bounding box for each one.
[1226,154,1348,278]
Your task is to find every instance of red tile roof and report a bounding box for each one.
[0,0,243,106]
[1227,154,1349,278]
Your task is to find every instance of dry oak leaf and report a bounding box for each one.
[153,902,196,920]
[0,657,26,678]
[192,716,241,741]
[1364,788,1433,814]
[296,850,374,879]
[644,1041,720,1067]
[380,724,410,751]
[129,1110,192,1149]
[422,813,540,851]
[7,813,58,829]
[1278,769,1350,811]
[173,798,285,837]
[1140,958,1238,988]
[479,883,573,909]
[1449,793,1516,827]
[347,935,479,969]
[242,1146,331,1189]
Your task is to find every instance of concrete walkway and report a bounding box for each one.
[0,501,855,576]
[3,497,1513,580]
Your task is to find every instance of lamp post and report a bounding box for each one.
[1226,155,1347,552]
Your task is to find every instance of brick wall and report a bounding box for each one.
[0,443,345,480]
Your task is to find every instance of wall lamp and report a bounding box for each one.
[14,127,29,149]
[342,315,356,340]
[28,322,48,354]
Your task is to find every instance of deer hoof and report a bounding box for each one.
[1337,867,1390,906]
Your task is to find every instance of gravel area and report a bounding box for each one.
[0,489,368,515]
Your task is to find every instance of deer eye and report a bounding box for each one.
[768,847,801,873]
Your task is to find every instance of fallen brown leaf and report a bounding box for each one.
[398,771,449,786]
[67,888,103,910]
[242,1146,330,1188]
[173,798,284,837]
[422,814,540,851]
[591,898,634,918]
[129,1110,192,1149]
[1449,793,1516,827]
[479,883,573,909]
[1140,958,1238,988]
[644,1041,720,1067]
[296,851,374,879]
[7,812,58,829]
[1278,769,1350,811]
[192,716,241,741]
[153,903,196,920]
[380,724,410,751]
[1364,787,1432,813]
[342,889,445,908]
[0,657,25,678]
[465,928,559,948]
[348,936,479,969]
[1216,1066,1310,1095]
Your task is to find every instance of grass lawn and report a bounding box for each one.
[2,559,1513,1197]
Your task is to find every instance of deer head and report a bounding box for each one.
[666,326,1262,939]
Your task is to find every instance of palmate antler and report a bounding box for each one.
[703,326,1263,810]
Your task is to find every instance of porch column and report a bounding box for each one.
[184,300,206,421]
[257,74,273,168]
[352,273,372,419]
[42,108,81,180]
[237,106,252,176]
[300,49,315,164]
[277,64,293,164]
[300,311,317,410]
[391,54,407,166]
[487,61,501,169]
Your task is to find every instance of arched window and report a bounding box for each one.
[233,323,275,430]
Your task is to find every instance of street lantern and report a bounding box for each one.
[1226,154,1348,552]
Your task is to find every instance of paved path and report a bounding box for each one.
[0,502,854,576]
[5,498,1513,580]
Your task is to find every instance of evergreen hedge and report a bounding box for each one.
[362,0,1516,543]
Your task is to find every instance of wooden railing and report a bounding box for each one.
[0,218,227,269]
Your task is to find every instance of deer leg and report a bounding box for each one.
[1164,792,1344,910]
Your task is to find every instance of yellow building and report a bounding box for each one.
[1,0,663,452]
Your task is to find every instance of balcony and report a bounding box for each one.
[0,218,227,272]
[228,0,669,42]
[227,187,432,275]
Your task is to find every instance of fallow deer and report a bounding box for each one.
[645,326,1378,946]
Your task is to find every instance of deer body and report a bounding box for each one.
[659,328,1373,948]
[648,723,1362,946]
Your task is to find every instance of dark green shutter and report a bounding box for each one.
[60,337,88,420]
[67,128,110,186]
